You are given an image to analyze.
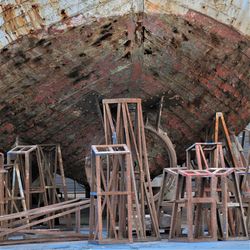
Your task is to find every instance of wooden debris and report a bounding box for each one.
[157,167,181,231]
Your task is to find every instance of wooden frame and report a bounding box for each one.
[0,153,8,230]
[6,145,69,208]
[186,142,225,170]
[214,112,238,168]
[168,169,218,242]
[235,167,250,234]
[3,144,71,229]
[102,98,160,240]
[157,168,184,229]
[7,145,38,211]
[89,144,133,243]
[212,168,249,240]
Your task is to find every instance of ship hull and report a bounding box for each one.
[0,1,249,184]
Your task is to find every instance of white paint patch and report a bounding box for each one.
[145,0,250,36]
[0,0,249,50]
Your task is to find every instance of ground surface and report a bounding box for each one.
[0,240,249,250]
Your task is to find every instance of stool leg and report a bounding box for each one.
[186,176,193,241]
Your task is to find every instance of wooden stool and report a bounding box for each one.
[186,142,225,170]
[169,169,217,242]
[212,168,249,240]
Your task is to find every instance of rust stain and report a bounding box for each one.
[145,2,161,12]
[27,4,44,29]
[2,4,15,22]
[1,3,44,41]
[60,9,68,20]
[15,0,27,4]
[2,4,22,39]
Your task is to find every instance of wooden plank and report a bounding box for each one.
[233,172,248,237]
[103,98,141,104]
[215,113,238,168]
[211,176,218,240]
[101,98,160,241]
[126,153,133,242]
[199,145,209,170]
[124,103,146,236]
[0,228,84,237]
[75,207,81,233]
[195,144,202,170]
[24,153,30,210]
[0,236,88,246]
[121,103,144,238]
[0,199,88,223]
[186,176,193,241]
[0,204,89,238]
[95,155,103,241]
[1,201,90,230]
[138,103,160,238]
[169,173,181,239]
[214,113,219,143]
[89,153,96,240]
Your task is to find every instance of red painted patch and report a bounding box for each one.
[216,65,229,79]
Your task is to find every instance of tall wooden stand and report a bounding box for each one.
[89,144,133,243]
[102,98,160,240]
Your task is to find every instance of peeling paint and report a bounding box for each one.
[110,64,130,75]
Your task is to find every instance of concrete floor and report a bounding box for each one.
[0,240,249,250]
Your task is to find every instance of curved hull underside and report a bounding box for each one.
[0,0,249,184]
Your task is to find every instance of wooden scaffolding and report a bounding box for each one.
[102,98,159,240]
[6,144,69,212]
[89,144,133,243]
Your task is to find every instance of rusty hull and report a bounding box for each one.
[0,1,249,184]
